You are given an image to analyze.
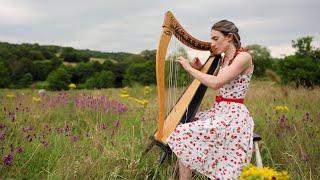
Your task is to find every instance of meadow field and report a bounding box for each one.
[0,80,319,179]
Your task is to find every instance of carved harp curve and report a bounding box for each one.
[155,11,221,144]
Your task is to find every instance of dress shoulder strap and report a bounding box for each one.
[228,47,250,65]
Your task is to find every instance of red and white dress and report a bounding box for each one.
[167,53,254,179]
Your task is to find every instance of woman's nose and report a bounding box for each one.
[211,43,215,49]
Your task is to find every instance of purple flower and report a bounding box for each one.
[277,115,290,129]
[0,123,6,129]
[301,152,309,161]
[100,123,108,130]
[22,126,33,133]
[114,120,120,128]
[3,154,13,166]
[71,135,80,143]
[0,132,5,141]
[57,128,62,134]
[64,124,72,133]
[17,147,23,153]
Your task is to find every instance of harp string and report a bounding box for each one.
[164,36,211,124]
[165,37,195,122]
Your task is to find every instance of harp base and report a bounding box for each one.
[143,135,172,164]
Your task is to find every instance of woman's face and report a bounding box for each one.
[210,30,232,54]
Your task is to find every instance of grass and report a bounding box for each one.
[0,80,319,179]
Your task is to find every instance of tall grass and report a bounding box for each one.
[0,80,319,179]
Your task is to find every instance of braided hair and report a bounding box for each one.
[211,20,241,49]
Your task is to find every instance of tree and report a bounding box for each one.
[61,47,78,62]
[47,67,71,90]
[246,44,272,77]
[73,62,97,83]
[276,55,319,88]
[292,36,313,57]
[140,49,156,61]
[123,60,156,86]
[102,60,116,72]
[29,50,44,60]
[18,73,33,87]
[31,61,51,81]
[0,61,11,88]
[10,57,34,82]
[97,71,115,88]
[84,71,115,89]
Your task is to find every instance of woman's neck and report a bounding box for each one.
[223,45,237,61]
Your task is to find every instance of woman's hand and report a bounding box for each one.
[190,57,203,70]
[176,56,192,72]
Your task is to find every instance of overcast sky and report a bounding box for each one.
[1,0,319,58]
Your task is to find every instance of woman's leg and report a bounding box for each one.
[179,160,191,180]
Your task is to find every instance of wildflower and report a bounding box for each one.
[64,124,72,134]
[69,83,76,89]
[120,94,130,98]
[240,164,289,180]
[278,115,290,129]
[71,135,80,143]
[3,154,13,166]
[114,120,120,128]
[0,131,5,141]
[100,123,108,130]
[0,123,6,129]
[144,86,152,95]
[273,105,290,112]
[32,96,41,102]
[22,126,33,133]
[132,97,149,106]
[17,147,23,153]
[301,151,309,161]
[6,93,16,98]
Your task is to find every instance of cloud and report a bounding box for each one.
[0,3,38,25]
[0,0,319,58]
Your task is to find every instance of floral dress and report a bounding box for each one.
[167,54,254,179]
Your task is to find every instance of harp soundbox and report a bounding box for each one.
[144,11,221,163]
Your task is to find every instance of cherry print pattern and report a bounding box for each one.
[167,51,254,179]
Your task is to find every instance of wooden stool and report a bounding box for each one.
[253,133,263,167]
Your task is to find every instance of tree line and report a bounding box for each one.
[0,36,319,90]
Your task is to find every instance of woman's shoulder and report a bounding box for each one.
[236,47,251,57]
[226,47,253,67]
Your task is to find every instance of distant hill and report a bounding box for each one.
[0,41,136,63]
[0,41,157,89]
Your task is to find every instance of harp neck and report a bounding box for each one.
[162,11,212,51]
[156,11,213,140]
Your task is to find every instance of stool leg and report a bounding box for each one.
[254,141,263,167]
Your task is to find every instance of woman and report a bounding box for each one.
[167,20,254,179]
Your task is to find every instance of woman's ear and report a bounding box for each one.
[227,33,233,42]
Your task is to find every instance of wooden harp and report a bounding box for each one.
[144,11,221,163]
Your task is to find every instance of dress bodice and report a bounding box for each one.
[218,65,254,99]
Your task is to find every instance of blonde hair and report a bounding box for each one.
[211,20,241,49]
